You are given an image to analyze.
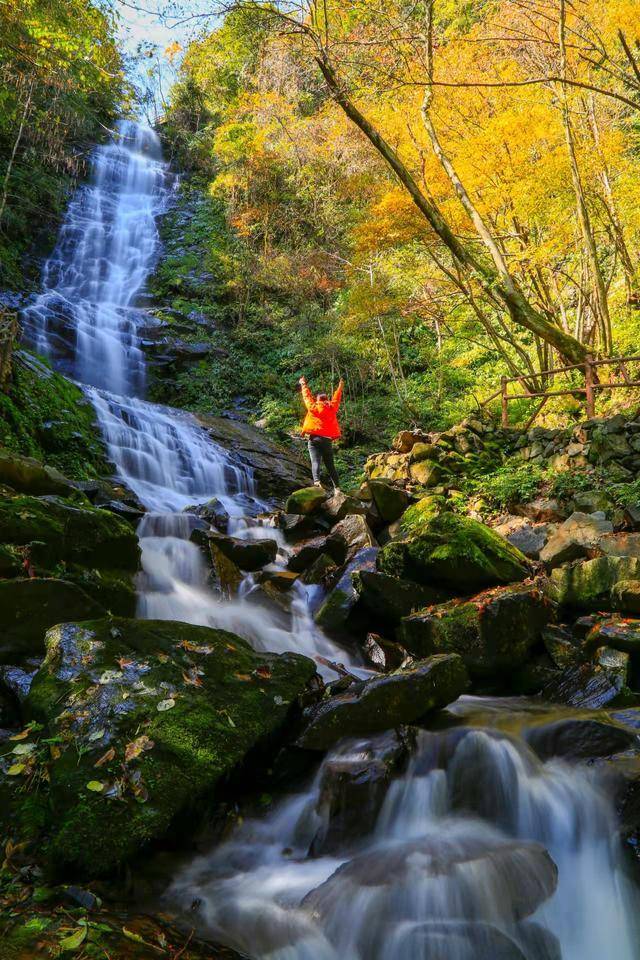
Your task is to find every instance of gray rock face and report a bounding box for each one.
[297,653,468,750]
[314,547,379,632]
[198,414,311,498]
[540,512,614,568]
[495,517,552,560]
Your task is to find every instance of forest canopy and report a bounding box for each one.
[160,0,640,443]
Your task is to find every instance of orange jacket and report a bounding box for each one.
[300,380,343,439]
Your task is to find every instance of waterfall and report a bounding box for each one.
[22,119,356,671]
[169,715,640,960]
[23,120,640,960]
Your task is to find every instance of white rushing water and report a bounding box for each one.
[23,119,352,671]
[23,120,640,960]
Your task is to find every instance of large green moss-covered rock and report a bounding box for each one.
[0,448,76,497]
[399,583,556,678]
[379,513,528,592]
[297,653,468,750]
[0,579,105,662]
[0,494,140,571]
[11,618,316,878]
[550,556,640,610]
[285,486,328,515]
[368,480,409,523]
[352,570,450,627]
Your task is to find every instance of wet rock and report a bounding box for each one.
[275,512,316,542]
[314,547,379,632]
[367,479,410,522]
[542,624,582,668]
[584,616,640,654]
[0,579,106,662]
[287,533,347,573]
[190,497,231,532]
[311,729,413,854]
[285,486,328,515]
[379,513,528,592]
[300,553,337,585]
[612,580,640,613]
[362,632,408,671]
[207,531,278,572]
[0,664,38,704]
[526,718,637,762]
[352,569,449,627]
[550,556,640,610]
[0,448,76,497]
[18,617,316,877]
[199,414,310,498]
[539,512,614,568]
[543,646,630,708]
[304,831,557,922]
[399,583,555,679]
[321,491,366,522]
[331,514,378,560]
[297,653,468,750]
[389,920,530,960]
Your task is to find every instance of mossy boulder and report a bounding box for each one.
[352,570,450,627]
[0,448,76,497]
[550,556,640,610]
[0,579,106,662]
[409,459,443,487]
[207,531,278,571]
[397,496,446,537]
[399,583,556,679]
[13,617,316,878]
[297,653,468,750]
[285,486,329,515]
[314,547,379,632]
[0,494,140,571]
[379,513,528,592]
[368,480,410,523]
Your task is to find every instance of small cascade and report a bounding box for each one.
[169,714,640,960]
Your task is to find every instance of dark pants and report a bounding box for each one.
[308,435,340,487]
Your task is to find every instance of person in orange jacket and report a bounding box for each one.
[298,375,344,492]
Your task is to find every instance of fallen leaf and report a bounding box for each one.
[227,714,236,728]
[97,670,123,685]
[255,665,272,680]
[234,673,253,682]
[11,743,35,756]
[125,735,154,762]
[156,651,170,663]
[86,781,105,793]
[88,729,105,742]
[157,698,175,712]
[182,669,203,687]
[116,656,134,669]
[9,729,31,741]
[7,763,26,776]
[94,748,116,768]
[50,744,62,760]
[59,923,88,951]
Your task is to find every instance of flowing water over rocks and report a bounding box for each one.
[21,121,640,959]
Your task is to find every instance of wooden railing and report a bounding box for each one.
[0,309,19,392]
[482,355,640,428]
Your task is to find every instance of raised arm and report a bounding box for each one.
[332,378,344,407]
[299,376,315,411]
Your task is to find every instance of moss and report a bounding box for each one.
[22,618,316,877]
[285,486,328,515]
[0,353,110,480]
[380,512,528,591]
[398,496,446,537]
[550,556,640,610]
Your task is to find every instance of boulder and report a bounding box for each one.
[399,583,555,678]
[287,533,347,573]
[297,653,468,750]
[190,497,231,532]
[15,618,316,876]
[598,533,640,559]
[392,429,430,453]
[314,547,379,632]
[515,498,567,523]
[311,729,413,853]
[368,480,410,522]
[352,569,450,627]
[0,448,76,497]
[207,531,278,571]
[409,442,441,464]
[494,517,552,560]
[321,491,366,522]
[583,616,640,654]
[275,512,316,542]
[550,556,640,610]
[0,494,140,572]
[526,718,637,762]
[589,428,630,464]
[379,513,528,592]
[542,624,582,668]
[300,553,337,585]
[612,579,640,613]
[0,579,106,662]
[284,486,328,516]
[362,632,409,671]
[409,459,443,487]
[542,646,630,709]
[331,514,378,560]
[539,511,613,568]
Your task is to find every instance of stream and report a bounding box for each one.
[21,121,640,960]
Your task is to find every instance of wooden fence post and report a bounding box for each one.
[584,354,595,419]
[501,376,508,427]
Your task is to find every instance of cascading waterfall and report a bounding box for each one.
[169,709,640,960]
[23,119,352,669]
[23,120,640,960]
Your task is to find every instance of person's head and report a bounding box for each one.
[317,393,328,402]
